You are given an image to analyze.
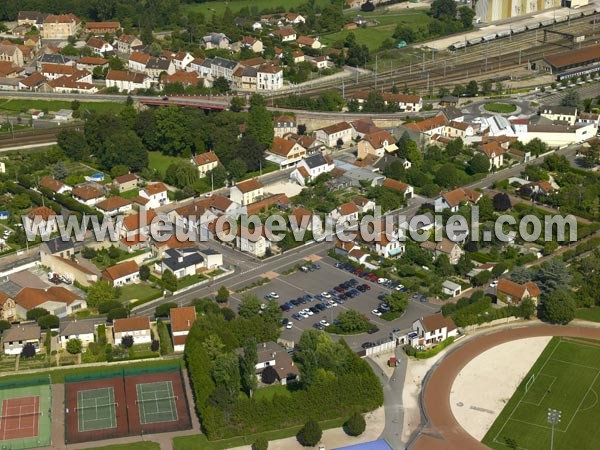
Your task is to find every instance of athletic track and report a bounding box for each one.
[410,325,600,450]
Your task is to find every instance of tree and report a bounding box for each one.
[38,314,59,330]
[237,134,265,172]
[387,291,408,313]
[493,192,511,211]
[216,286,229,304]
[110,165,129,179]
[213,76,231,94]
[21,342,36,359]
[336,138,344,149]
[468,154,490,174]
[66,338,82,355]
[335,310,370,332]
[212,352,241,397]
[230,96,245,112]
[240,339,258,397]
[524,138,548,157]
[345,412,366,436]
[151,340,160,352]
[541,290,575,324]
[0,320,10,333]
[481,79,493,96]
[435,163,461,188]
[139,265,150,281]
[87,280,116,307]
[57,130,89,160]
[228,158,248,180]
[472,270,492,286]
[247,95,273,148]
[165,160,199,189]
[261,365,279,384]
[253,437,268,450]
[465,80,479,97]
[519,298,536,319]
[533,260,572,295]
[53,160,68,180]
[560,90,581,108]
[238,295,262,319]
[297,418,322,447]
[458,6,475,29]
[98,300,121,314]
[155,302,178,317]
[121,335,134,348]
[26,307,49,321]
[162,269,178,292]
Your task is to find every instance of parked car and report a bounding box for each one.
[334,286,345,293]
[371,309,382,317]
[265,292,279,299]
[489,280,498,288]
[321,291,331,299]
[320,319,330,327]
[286,321,293,329]
[316,303,327,311]
[282,318,289,326]
[309,307,320,315]
[361,342,375,349]
[367,327,379,334]
[314,323,325,330]
[310,263,320,270]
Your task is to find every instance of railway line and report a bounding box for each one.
[0,124,80,149]
[278,12,600,98]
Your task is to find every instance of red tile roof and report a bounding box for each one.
[235,179,263,193]
[170,306,196,333]
[113,317,150,333]
[72,185,104,201]
[96,196,132,211]
[27,206,56,221]
[102,260,139,282]
[192,151,220,166]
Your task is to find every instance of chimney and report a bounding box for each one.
[186,319,190,327]
[263,342,267,348]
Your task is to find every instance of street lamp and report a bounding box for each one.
[547,408,561,450]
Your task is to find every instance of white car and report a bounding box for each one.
[371,309,382,317]
[489,280,498,288]
[320,319,330,327]
[304,308,314,316]
[286,321,293,329]
[321,291,331,299]
[377,278,388,284]
[299,311,309,318]
[268,292,279,299]
[328,300,338,307]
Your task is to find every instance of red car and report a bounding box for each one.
[334,286,345,293]
[360,284,371,291]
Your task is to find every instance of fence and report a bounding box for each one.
[462,316,521,332]
[65,360,182,384]
[364,339,397,357]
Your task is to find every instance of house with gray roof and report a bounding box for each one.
[59,320,97,349]
[201,33,230,50]
[3,324,41,355]
[154,247,206,279]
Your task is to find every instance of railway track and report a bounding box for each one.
[0,124,80,149]
[278,13,600,98]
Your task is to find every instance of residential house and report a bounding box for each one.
[39,63,79,80]
[170,306,196,352]
[25,206,57,236]
[236,226,270,257]
[285,13,306,24]
[257,62,283,91]
[297,35,321,49]
[145,58,175,79]
[289,153,334,186]
[237,36,264,53]
[161,70,205,88]
[271,27,297,42]
[14,286,87,318]
[476,142,506,170]
[139,183,170,209]
[520,181,557,198]
[291,50,305,63]
[496,279,541,306]
[198,248,223,269]
[72,185,106,207]
[268,137,306,167]
[169,200,216,237]
[202,33,230,50]
[442,280,462,297]
[351,118,380,139]
[40,240,98,287]
[240,341,299,386]
[352,92,422,112]
[434,188,482,213]
[117,35,143,54]
[230,179,264,206]
[86,37,113,55]
[3,325,41,355]
[381,178,414,199]
[18,72,49,91]
[285,133,324,154]
[113,173,139,192]
[207,57,238,81]
[444,121,474,139]
[105,69,150,92]
[357,129,398,159]
[274,115,296,138]
[315,122,353,147]
[539,105,578,125]
[0,292,16,322]
[352,196,376,214]
[102,260,140,287]
[0,45,24,67]
[290,207,316,232]
[41,14,80,39]
[119,210,158,241]
[191,151,221,178]
[311,56,328,70]
[171,51,195,70]
[155,247,206,279]
[129,52,152,73]
[18,11,49,27]
[420,238,464,265]
[59,320,96,349]
[411,313,458,346]
[367,230,405,258]
[329,202,359,223]
[113,317,152,345]
[84,21,121,35]
[403,115,447,137]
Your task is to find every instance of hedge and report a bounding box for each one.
[415,336,455,359]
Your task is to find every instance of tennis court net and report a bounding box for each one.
[135,396,178,405]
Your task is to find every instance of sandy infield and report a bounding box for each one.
[450,336,552,440]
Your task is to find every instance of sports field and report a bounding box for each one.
[77,387,117,432]
[136,381,178,425]
[483,337,600,450]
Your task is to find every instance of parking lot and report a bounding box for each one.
[230,253,439,350]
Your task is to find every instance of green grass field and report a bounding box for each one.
[320,9,432,51]
[484,102,517,114]
[575,307,600,323]
[0,99,124,114]
[148,151,187,175]
[182,0,330,16]
[482,337,600,450]
[116,283,162,303]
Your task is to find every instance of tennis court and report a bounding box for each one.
[136,381,178,424]
[0,396,40,440]
[76,387,117,432]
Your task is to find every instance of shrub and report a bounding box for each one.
[253,437,268,450]
[66,338,82,355]
[297,419,322,447]
[38,314,59,329]
[415,337,455,359]
[151,340,160,352]
[0,320,11,332]
[344,412,366,436]
[21,342,36,359]
[98,300,121,314]
[26,307,49,321]
[155,302,178,317]
[121,335,134,348]
[108,307,128,321]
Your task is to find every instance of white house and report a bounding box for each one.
[289,154,334,186]
[113,317,152,345]
[230,179,264,206]
[434,188,482,213]
[14,286,87,318]
[72,185,106,207]
[315,122,353,147]
[139,182,170,209]
[329,202,359,223]
[476,142,506,170]
[381,178,414,199]
[257,62,283,91]
[95,196,133,216]
[102,260,140,287]
[236,226,270,257]
[539,105,577,125]
[170,306,196,352]
[172,51,194,70]
[191,151,221,178]
[3,325,41,355]
[441,280,462,297]
[412,313,458,346]
[86,37,113,55]
[268,137,306,167]
[59,320,96,349]
[154,247,206,279]
[105,69,151,92]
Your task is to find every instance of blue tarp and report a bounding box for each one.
[335,440,393,450]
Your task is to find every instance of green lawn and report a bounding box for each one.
[484,103,517,114]
[148,151,188,176]
[320,9,432,51]
[173,417,346,450]
[482,337,600,450]
[87,442,160,450]
[0,99,124,114]
[183,0,330,16]
[119,188,140,199]
[575,307,600,323]
[176,274,207,290]
[117,283,162,304]
[253,384,291,401]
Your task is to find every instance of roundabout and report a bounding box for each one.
[410,325,600,450]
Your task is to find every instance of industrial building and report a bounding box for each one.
[476,0,587,23]
[533,43,600,76]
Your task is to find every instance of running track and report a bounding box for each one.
[410,325,600,450]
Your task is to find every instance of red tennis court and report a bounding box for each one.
[0,396,39,440]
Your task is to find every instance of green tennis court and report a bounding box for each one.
[77,388,117,432]
[136,381,178,424]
